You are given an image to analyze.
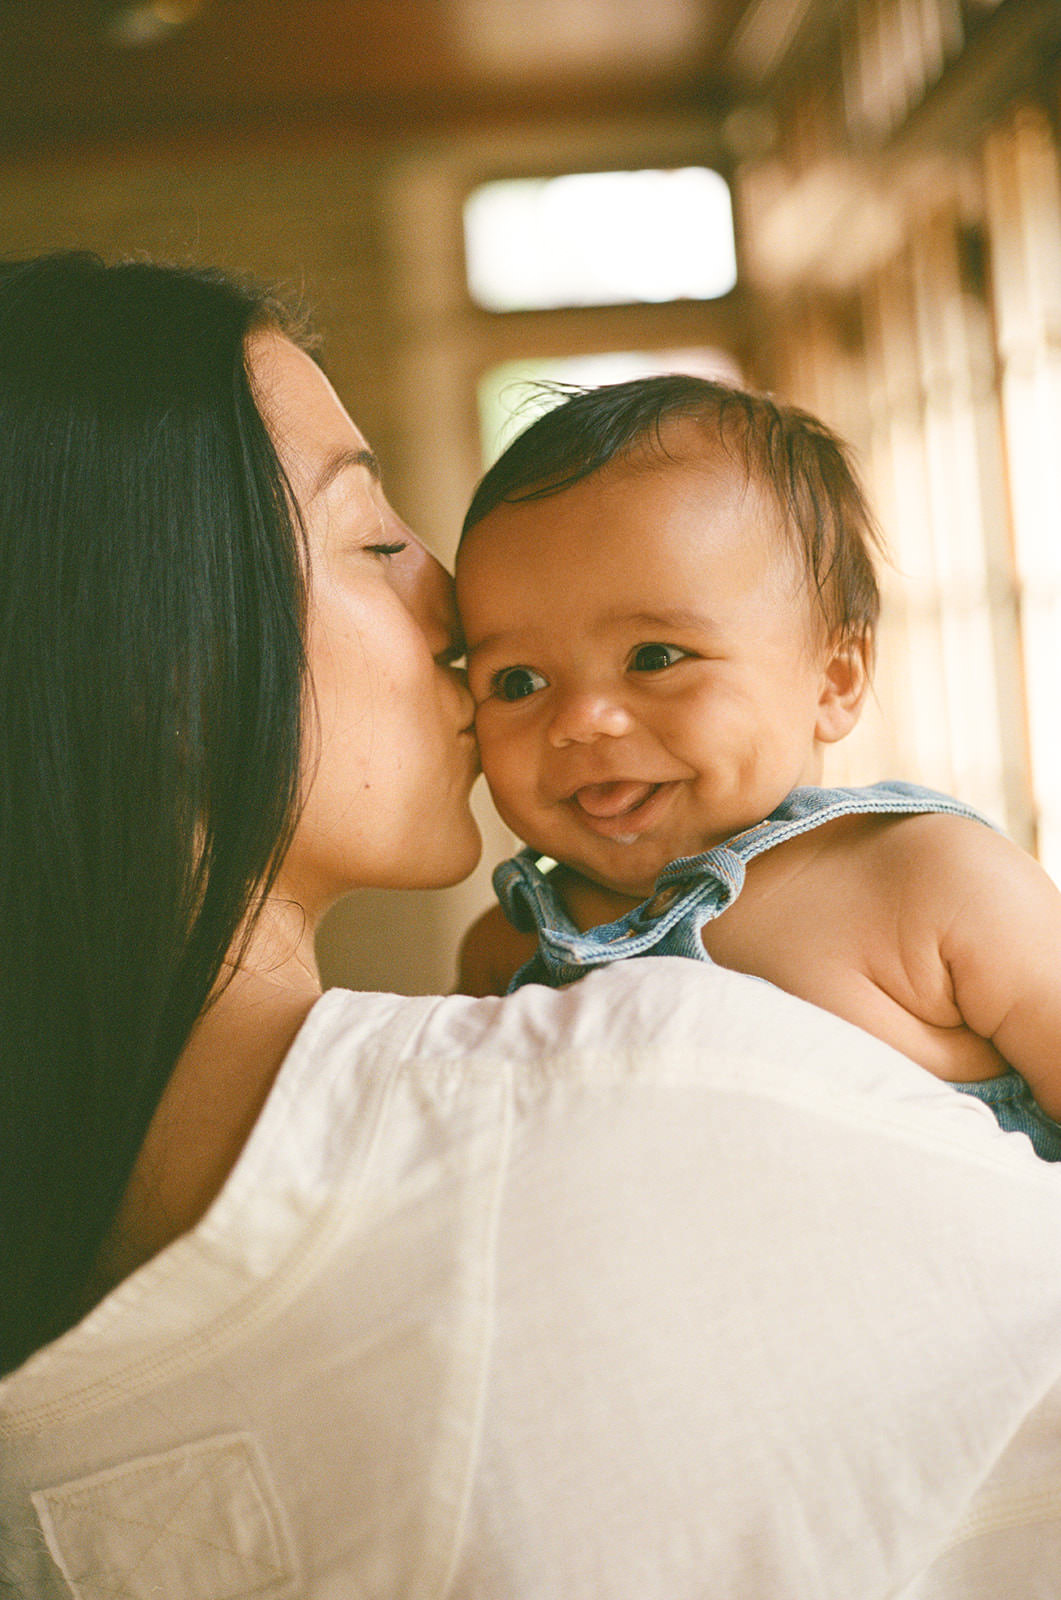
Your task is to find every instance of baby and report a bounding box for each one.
[455,375,1061,1159]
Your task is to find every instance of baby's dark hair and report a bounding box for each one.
[461,374,883,656]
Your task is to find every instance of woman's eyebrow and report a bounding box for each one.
[312,446,381,501]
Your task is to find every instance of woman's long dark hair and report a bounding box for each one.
[0,253,309,1374]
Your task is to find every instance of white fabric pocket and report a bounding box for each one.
[31,1432,297,1600]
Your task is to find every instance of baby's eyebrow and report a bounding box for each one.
[608,607,718,632]
[464,608,719,656]
[463,631,519,657]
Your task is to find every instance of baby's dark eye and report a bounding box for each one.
[631,642,685,673]
[493,666,547,701]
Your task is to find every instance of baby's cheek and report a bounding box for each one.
[475,718,531,799]
[471,705,501,761]
[477,736,518,794]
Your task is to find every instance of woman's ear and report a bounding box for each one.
[815,635,870,745]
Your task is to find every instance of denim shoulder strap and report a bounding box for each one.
[492,784,994,992]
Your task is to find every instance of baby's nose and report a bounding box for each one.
[547,690,633,747]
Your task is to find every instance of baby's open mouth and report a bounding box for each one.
[572,780,662,819]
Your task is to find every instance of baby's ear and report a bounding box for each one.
[815,634,870,744]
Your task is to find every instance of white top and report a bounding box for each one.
[3,958,1061,1600]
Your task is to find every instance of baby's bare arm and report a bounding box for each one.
[908,816,1061,1120]
[456,903,539,997]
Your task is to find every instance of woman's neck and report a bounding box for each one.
[84,896,323,1307]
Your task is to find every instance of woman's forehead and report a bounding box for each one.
[249,331,371,495]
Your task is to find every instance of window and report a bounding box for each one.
[463,167,737,312]
[984,105,1061,879]
[778,104,1061,884]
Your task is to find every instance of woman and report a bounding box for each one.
[0,253,476,1367]
[2,253,1061,1599]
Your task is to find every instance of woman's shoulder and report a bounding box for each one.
[6,967,1061,1600]
[310,959,867,1092]
[3,961,1053,1410]
[309,960,1020,1149]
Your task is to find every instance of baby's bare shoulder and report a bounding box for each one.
[839,808,1054,929]
[856,808,1025,878]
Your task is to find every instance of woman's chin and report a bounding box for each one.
[400,819,484,890]
[283,816,483,909]
[436,823,484,886]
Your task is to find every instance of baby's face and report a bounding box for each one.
[457,443,844,902]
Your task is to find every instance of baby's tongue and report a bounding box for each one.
[574,780,654,818]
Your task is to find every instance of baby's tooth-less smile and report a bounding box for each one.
[565,778,679,842]
[573,779,659,819]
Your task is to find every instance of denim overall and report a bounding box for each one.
[494,782,1061,1161]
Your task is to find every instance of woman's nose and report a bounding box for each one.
[547,689,634,747]
[390,518,463,660]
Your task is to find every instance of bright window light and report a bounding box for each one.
[477,347,744,464]
[463,168,738,311]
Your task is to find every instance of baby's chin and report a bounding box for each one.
[544,859,661,924]
[510,832,670,905]
[506,829,678,906]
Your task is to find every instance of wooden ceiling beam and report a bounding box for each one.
[0,0,743,152]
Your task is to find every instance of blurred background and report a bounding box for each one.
[2,0,1059,992]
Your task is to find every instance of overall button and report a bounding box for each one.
[642,884,682,919]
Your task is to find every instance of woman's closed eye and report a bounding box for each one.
[629,642,688,673]
[491,665,548,702]
[364,540,409,559]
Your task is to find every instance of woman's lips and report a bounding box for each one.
[570,779,673,841]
